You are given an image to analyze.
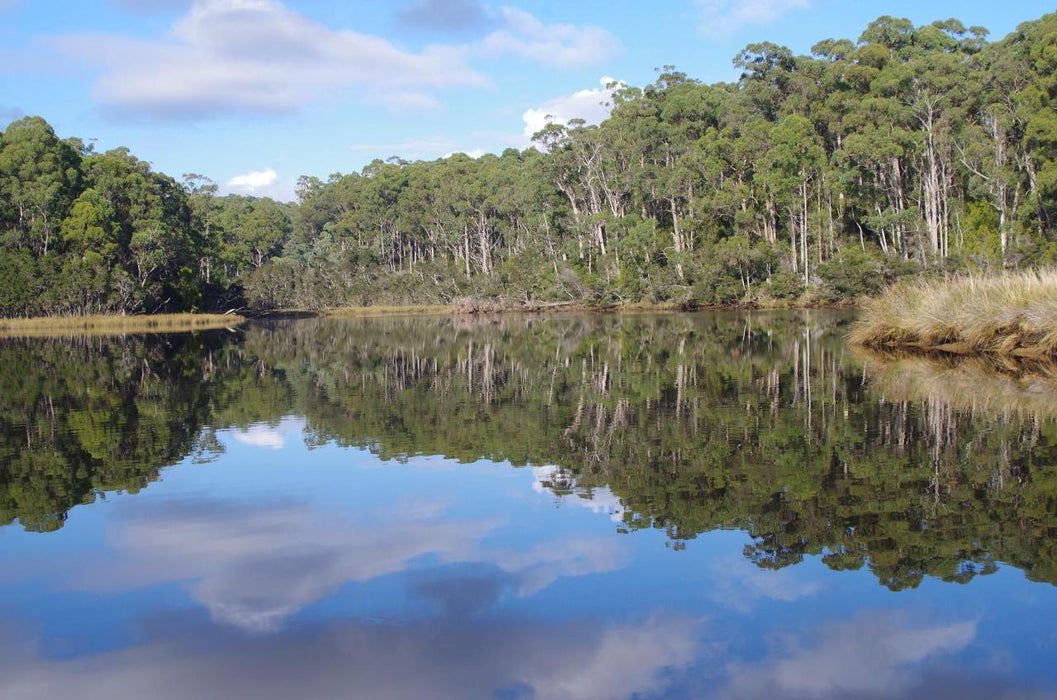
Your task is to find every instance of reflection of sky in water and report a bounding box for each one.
[1,416,1056,699]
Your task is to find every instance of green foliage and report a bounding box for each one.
[817,246,889,300]
[4,10,1057,314]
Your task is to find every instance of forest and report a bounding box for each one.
[1,12,1056,316]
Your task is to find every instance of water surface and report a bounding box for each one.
[2,312,1056,699]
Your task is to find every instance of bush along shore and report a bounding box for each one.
[849,271,1057,358]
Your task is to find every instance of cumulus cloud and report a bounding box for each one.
[230,422,286,448]
[225,167,279,193]
[48,0,485,120]
[695,0,811,36]
[705,553,823,613]
[85,498,497,631]
[522,76,624,139]
[108,0,190,13]
[0,612,700,700]
[720,611,977,699]
[42,0,617,121]
[67,494,628,632]
[480,7,620,66]
[398,0,491,33]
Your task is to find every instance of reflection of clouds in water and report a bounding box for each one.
[707,554,823,613]
[532,465,625,523]
[71,497,627,632]
[491,537,625,596]
[229,418,302,450]
[0,612,699,700]
[720,611,977,699]
[532,615,699,700]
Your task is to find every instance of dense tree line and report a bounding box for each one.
[0,125,294,316]
[2,13,1057,315]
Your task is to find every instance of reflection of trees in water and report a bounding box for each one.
[0,330,291,532]
[0,334,217,531]
[254,312,1057,590]
[3,312,1057,591]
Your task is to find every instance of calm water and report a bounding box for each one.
[1,312,1056,699]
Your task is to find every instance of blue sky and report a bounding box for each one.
[1,0,1053,200]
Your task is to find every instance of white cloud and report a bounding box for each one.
[43,1,618,121]
[225,167,279,192]
[479,7,620,66]
[0,612,701,700]
[695,0,811,36]
[720,611,976,699]
[108,0,190,13]
[529,615,700,700]
[399,0,491,33]
[89,498,500,631]
[231,422,285,449]
[67,491,628,632]
[705,553,822,613]
[522,76,624,138]
[48,0,485,119]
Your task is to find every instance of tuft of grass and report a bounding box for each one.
[849,270,1057,356]
[0,313,245,338]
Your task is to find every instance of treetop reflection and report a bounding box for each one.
[2,312,1056,591]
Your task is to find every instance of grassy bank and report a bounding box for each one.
[0,312,245,338]
[849,271,1057,357]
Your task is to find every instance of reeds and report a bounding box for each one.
[849,270,1057,357]
[0,312,245,338]
[854,346,1057,419]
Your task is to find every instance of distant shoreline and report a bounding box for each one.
[254,297,855,319]
[1,299,858,337]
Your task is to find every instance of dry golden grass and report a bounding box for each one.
[849,270,1057,356]
[854,346,1057,419]
[0,313,245,338]
[320,305,453,317]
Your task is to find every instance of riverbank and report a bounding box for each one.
[849,271,1057,357]
[261,296,845,318]
[1,297,848,338]
[0,312,246,338]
